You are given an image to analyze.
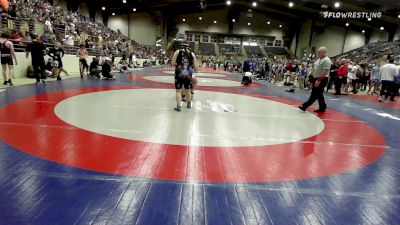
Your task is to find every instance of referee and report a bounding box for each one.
[299,47,332,113]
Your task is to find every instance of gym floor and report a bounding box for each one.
[0,68,399,225]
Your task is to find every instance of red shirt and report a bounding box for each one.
[11,34,21,40]
[337,64,348,78]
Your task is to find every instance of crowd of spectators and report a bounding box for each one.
[245,52,400,102]
[0,0,169,62]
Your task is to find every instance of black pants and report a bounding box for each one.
[380,80,394,99]
[361,76,369,90]
[32,59,46,82]
[334,77,344,94]
[302,77,328,110]
[390,83,399,100]
[326,75,336,91]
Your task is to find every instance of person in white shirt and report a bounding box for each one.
[65,34,74,46]
[299,46,332,113]
[379,59,399,102]
[44,19,52,33]
[347,62,358,94]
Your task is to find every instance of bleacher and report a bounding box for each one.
[218,44,242,56]
[264,47,288,56]
[335,40,400,63]
[189,42,195,51]
[244,46,264,57]
[198,43,215,55]
[1,18,96,55]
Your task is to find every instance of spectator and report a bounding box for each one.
[379,58,398,102]
[335,59,348,95]
[326,59,338,92]
[368,63,381,95]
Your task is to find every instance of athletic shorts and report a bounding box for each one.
[79,58,88,68]
[1,56,13,65]
[175,69,192,89]
[371,78,381,85]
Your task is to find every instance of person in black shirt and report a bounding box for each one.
[102,57,114,80]
[48,41,68,80]
[26,34,47,84]
[264,61,270,81]
[326,59,338,92]
[89,56,101,78]
[171,42,198,111]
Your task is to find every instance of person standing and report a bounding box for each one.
[379,59,398,102]
[391,65,400,102]
[76,44,89,78]
[48,41,68,80]
[171,42,198,112]
[264,60,270,81]
[368,63,381,95]
[334,59,348,95]
[0,32,17,86]
[348,62,359,94]
[326,59,338,92]
[297,64,308,90]
[26,34,47,84]
[299,47,332,113]
[360,63,369,91]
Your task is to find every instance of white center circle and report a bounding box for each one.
[144,76,241,87]
[163,71,226,77]
[54,89,324,147]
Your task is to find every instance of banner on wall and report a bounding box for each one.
[7,19,13,30]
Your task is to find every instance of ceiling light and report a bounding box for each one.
[214,20,217,24]
[288,2,294,7]
[232,19,236,22]
[133,8,137,12]
[362,30,365,33]
[112,13,115,16]
[226,0,231,6]
[248,22,251,26]
[345,23,349,26]
[334,2,340,8]
[267,21,270,25]
[199,17,202,20]
[122,0,126,3]
[380,26,384,30]
[279,24,282,28]
[252,2,257,7]
[182,18,186,22]
[368,18,371,21]
[102,7,105,10]
[398,14,400,18]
